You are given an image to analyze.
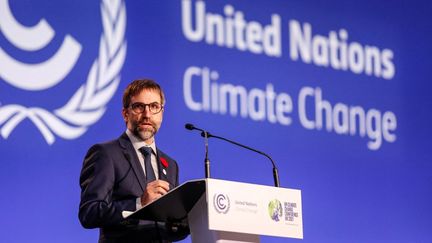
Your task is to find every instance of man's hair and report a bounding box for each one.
[122,79,165,109]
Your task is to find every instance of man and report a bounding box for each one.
[79,79,189,243]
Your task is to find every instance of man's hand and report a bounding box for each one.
[140,180,170,206]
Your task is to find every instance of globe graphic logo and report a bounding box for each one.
[268,199,283,221]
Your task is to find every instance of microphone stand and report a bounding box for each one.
[186,123,211,179]
[185,123,280,187]
[201,132,280,188]
[203,131,210,179]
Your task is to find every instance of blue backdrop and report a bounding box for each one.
[1,0,431,242]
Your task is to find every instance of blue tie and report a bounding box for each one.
[139,147,156,182]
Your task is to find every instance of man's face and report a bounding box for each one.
[122,89,163,144]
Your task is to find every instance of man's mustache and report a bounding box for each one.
[138,119,156,128]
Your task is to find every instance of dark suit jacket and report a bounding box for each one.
[79,133,188,243]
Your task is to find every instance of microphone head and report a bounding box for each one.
[185,123,195,130]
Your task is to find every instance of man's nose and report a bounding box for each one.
[142,105,152,117]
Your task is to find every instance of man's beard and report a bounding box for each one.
[132,120,158,142]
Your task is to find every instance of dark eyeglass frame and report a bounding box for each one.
[129,102,164,114]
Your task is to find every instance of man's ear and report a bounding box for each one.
[122,108,128,123]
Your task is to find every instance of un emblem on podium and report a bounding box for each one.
[0,0,127,144]
[213,193,231,214]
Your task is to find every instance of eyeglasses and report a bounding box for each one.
[129,102,163,114]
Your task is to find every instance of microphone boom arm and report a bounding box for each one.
[201,132,280,187]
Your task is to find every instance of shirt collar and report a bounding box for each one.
[125,129,157,155]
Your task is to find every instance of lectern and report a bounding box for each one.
[126,179,303,243]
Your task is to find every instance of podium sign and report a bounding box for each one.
[206,179,303,239]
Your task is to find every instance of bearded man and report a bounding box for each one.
[79,79,189,243]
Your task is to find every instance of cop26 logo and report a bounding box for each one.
[0,0,127,144]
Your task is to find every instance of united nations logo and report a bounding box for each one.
[213,193,230,214]
[0,0,127,144]
[268,199,283,222]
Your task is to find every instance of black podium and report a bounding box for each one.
[127,179,206,222]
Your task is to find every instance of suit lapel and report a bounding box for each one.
[156,151,168,182]
[118,132,146,192]
[156,148,178,189]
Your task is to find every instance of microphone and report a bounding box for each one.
[185,123,211,179]
[184,123,196,131]
[185,123,281,187]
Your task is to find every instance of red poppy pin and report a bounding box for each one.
[160,157,169,168]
